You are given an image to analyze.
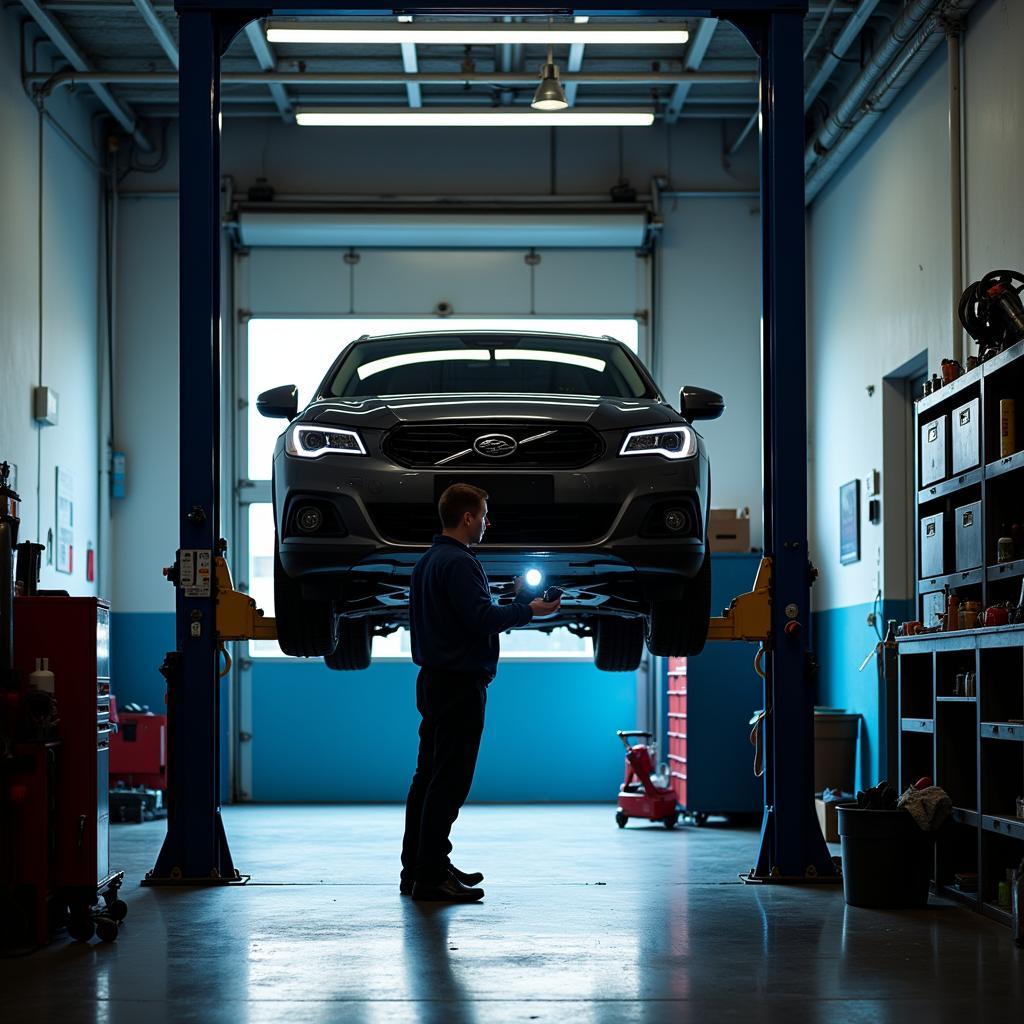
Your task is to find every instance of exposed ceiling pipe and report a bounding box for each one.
[805,0,960,175]
[805,0,977,203]
[31,69,758,91]
[20,0,153,150]
[803,0,884,113]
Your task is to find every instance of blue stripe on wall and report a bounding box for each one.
[811,599,912,792]
[249,659,636,803]
[112,611,636,804]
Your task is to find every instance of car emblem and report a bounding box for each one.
[473,434,518,458]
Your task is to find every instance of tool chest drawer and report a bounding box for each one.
[920,414,948,487]
[951,398,980,475]
[954,500,982,571]
[920,511,945,579]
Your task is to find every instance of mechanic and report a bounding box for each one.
[400,482,561,902]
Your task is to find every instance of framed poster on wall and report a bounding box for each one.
[840,479,860,565]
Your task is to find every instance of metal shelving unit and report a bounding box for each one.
[901,342,1024,925]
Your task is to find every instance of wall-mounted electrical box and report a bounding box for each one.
[32,386,59,426]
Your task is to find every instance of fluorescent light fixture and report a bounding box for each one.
[296,109,655,128]
[494,350,606,372]
[267,22,688,46]
[356,349,490,380]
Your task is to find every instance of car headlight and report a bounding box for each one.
[619,426,697,460]
[286,424,366,458]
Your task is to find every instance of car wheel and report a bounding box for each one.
[273,538,337,657]
[645,552,712,657]
[593,618,644,672]
[324,618,373,671]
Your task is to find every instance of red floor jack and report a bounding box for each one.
[615,730,679,829]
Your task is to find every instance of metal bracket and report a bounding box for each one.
[706,556,772,643]
[214,553,277,642]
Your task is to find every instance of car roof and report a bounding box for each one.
[350,330,626,345]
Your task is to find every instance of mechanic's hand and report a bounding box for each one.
[529,596,561,617]
[512,575,527,595]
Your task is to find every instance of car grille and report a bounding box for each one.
[382,422,604,469]
[367,503,621,545]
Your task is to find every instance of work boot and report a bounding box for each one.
[400,864,484,895]
[411,875,484,903]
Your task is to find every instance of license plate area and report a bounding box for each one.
[433,475,554,505]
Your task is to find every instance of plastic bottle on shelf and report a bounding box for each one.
[29,657,55,694]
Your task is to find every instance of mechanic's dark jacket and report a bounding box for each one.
[410,534,533,678]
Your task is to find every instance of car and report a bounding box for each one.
[257,331,724,671]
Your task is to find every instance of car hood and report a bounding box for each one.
[308,394,681,431]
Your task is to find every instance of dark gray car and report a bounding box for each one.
[257,331,724,671]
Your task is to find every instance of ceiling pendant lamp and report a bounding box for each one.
[531,46,568,112]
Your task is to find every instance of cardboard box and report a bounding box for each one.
[708,507,751,552]
[815,796,855,843]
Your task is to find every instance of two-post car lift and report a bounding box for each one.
[145,0,835,886]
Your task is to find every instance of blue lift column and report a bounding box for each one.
[145,7,253,884]
[748,9,835,881]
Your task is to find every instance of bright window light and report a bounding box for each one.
[244,316,636,661]
[296,109,655,128]
[494,349,606,372]
[357,348,490,381]
[267,22,688,46]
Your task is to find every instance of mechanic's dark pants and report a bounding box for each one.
[401,668,488,886]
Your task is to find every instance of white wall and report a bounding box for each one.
[808,0,1024,615]
[0,10,102,596]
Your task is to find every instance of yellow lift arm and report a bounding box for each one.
[706,556,772,643]
[214,555,277,642]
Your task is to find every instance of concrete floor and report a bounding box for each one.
[1,805,1021,1023]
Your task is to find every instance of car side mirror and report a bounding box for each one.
[257,384,298,420]
[679,386,725,422]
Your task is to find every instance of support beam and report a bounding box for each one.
[751,10,836,882]
[564,40,585,106]
[400,42,422,108]
[244,21,292,123]
[20,0,153,150]
[665,17,718,124]
[131,0,178,68]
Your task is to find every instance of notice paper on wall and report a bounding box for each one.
[56,467,74,575]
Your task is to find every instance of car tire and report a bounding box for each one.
[593,617,645,672]
[645,552,712,657]
[324,618,373,671]
[273,539,337,657]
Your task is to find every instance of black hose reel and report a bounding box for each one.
[958,269,1024,359]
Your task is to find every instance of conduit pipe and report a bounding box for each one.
[804,0,976,202]
[948,27,964,363]
[803,0,883,112]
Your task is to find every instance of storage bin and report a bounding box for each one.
[814,712,860,795]
[951,398,980,475]
[838,807,936,908]
[920,512,944,579]
[921,415,948,487]
[920,590,945,630]
[954,500,982,571]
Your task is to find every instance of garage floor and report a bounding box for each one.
[1,805,1021,1022]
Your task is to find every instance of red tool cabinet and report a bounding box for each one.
[667,656,687,809]
[13,597,113,895]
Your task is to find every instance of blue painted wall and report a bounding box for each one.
[811,599,912,792]
[111,611,636,803]
[248,659,636,803]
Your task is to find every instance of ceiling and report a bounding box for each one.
[12,2,892,140]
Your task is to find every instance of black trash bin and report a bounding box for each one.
[837,806,935,908]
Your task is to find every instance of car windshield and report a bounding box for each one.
[324,334,657,399]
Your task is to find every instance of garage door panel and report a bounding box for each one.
[245,249,350,315]
[353,250,531,315]
[533,250,639,316]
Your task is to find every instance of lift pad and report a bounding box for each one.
[214,556,277,642]
[706,556,772,643]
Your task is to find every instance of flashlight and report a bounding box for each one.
[524,568,543,588]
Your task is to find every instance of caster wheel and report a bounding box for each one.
[67,914,95,943]
[663,814,679,829]
[615,811,628,829]
[105,899,128,922]
[95,916,119,943]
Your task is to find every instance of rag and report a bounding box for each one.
[897,785,952,831]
